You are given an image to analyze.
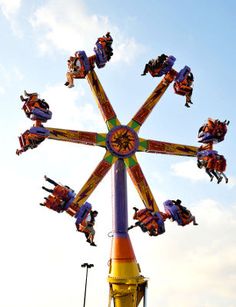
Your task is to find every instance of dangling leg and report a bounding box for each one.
[89,228,96,246]
[44,175,58,186]
[42,186,54,193]
[186,89,193,103]
[197,159,204,169]
[65,72,74,88]
[210,170,222,183]
[141,64,150,76]
[221,172,228,183]
[185,88,193,107]
[192,216,198,225]
[205,168,214,181]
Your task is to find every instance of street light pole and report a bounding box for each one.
[81,263,94,307]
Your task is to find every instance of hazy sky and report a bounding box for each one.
[0,0,236,306]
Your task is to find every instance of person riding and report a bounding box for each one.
[42,175,74,201]
[215,155,228,183]
[174,72,194,108]
[40,195,66,213]
[64,53,87,88]
[21,91,50,117]
[128,207,165,236]
[76,210,98,246]
[16,129,45,155]
[97,32,113,61]
[172,199,198,226]
[141,54,168,76]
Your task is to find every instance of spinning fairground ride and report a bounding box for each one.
[17,33,229,306]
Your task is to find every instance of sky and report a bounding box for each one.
[0,0,236,306]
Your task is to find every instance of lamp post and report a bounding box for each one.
[81,263,94,307]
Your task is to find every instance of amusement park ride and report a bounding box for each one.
[16,33,229,306]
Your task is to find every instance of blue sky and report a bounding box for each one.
[1,1,236,306]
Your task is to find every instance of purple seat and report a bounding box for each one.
[197,149,218,159]
[153,212,165,234]
[175,66,191,82]
[74,50,90,72]
[198,132,223,144]
[94,43,107,68]
[75,202,92,224]
[163,200,183,225]
[158,55,176,76]
[30,108,52,122]
[29,126,50,137]
[63,196,75,211]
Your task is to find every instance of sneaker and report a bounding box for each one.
[90,242,97,246]
[68,84,74,88]
[133,207,138,212]
[64,82,69,86]
[185,103,190,108]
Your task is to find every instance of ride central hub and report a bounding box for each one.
[106,125,139,158]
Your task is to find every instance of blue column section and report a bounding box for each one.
[112,159,128,234]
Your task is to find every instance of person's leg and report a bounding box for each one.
[44,176,58,186]
[206,168,214,181]
[66,72,74,87]
[42,186,54,193]
[186,88,193,104]
[221,172,228,183]
[192,216,198,225]
[141,64,149,76]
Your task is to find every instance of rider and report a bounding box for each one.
[40,195,66,213]
[42,175,74,201]
[141,54,168,76]
[77,210,98,246]
[172,199,198,226]
[215,155,228,183]
[16,129,45,155]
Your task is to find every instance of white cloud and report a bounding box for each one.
[0,0,22,37]
[0,0,21,18]
[42,83,106,131]
[29,0,144,64]
[171,159,236,188]
[171,159,209,181]
[0,64,24,91]
[227,176,236,188]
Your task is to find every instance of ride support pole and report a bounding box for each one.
[108,159,147,307]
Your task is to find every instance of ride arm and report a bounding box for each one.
[46,127,107,148]
[66,150,118,216]
[124,154,160,212]
[127,69,177,133]
[86,70,121,130]
[138,138,198,157]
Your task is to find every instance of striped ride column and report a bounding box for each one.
[108,159,147,307]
